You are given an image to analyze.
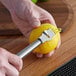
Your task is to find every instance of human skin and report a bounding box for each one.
[0,48,23,76]
[0,0,61,75]
[0,0,61,76]
[0,0,61,57]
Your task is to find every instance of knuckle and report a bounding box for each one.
[0,62,6,69]
[15,71,19,76]
[0,48,6,55]
[17,57,23,70]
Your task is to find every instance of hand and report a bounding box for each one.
[0,0,61,58]
[9,0,61,58]
[0,48,23,76]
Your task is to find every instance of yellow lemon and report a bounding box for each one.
[29,23,61,54]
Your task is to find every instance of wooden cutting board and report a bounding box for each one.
[0,0,76,76]
[0,0,73,36]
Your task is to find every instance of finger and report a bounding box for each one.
[41,19,51,24]
[48,17,56,26]
[39,11,56,26]
[5,63,19,76]
[30,18,41,28]
[37,6,56,26]
[36,53,43,58]
[7,52,23,71]
[55,40,61,50]
[44,51,55,57]
[46,12,57,26]
[40,18,56,27]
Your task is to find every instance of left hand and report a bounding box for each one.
[9,0,61,58]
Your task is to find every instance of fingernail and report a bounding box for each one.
[36,53,43,58]
[44,51,54,57]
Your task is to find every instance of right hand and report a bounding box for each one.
[0,48,23,76]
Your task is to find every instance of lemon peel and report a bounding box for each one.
[29,23,61,54]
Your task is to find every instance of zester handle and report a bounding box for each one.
[17,39,41,59]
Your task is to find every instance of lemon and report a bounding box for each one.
[29,23,61,54]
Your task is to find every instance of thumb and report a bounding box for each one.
[30,18,41,28]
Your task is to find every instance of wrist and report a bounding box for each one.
[10,0,35,21]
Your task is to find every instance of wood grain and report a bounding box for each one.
[0,0,76,76]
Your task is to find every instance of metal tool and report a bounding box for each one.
[17,29,55,59]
